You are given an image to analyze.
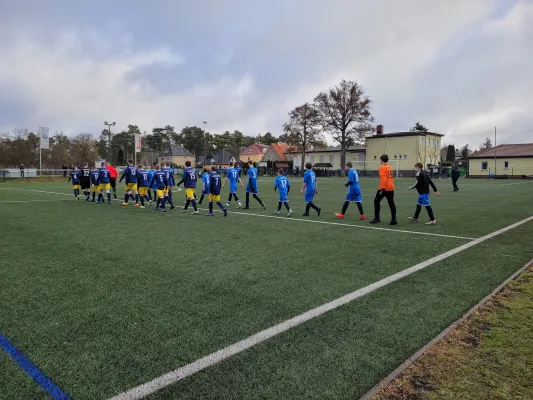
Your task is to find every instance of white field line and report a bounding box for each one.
[107,215,533,400]
[500,181,533,187]
[0,199,73,203]
[0,187,474,240]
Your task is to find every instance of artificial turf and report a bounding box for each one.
[0,177,531,399]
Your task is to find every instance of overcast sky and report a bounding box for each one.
[0,0,531,148]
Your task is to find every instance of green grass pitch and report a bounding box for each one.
[0,177,532,399]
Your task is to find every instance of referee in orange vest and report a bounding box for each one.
[106,162,119,199]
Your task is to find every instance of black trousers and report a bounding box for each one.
[452,179,459,191]
[110,178,117,189]
[374,190,396,221]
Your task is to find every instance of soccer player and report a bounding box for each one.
[301,162,321,216]
[370,154,397,225]
[119,160,139,207]
[136,165,152,208]
[451,166,460,192]
[207,166,228,217]
[244,160,266,210]
[335,162,365,220]
[97,162,112,204]
[106,162,119,199]
[198,168,210,205]
[149,164,168,212]
[147,165,156,201]
[90,166,99,202]
[68,166,81,199]
[222,161,244,208]
[409,162,440,225]
[274,168,293,217]
[163,162,175,208]
[80,162,91,201]
[179,160,198,215]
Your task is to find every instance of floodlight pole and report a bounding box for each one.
[104,121,116,164]
[494,126,497,176]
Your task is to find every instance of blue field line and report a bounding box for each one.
[0,332,71,400]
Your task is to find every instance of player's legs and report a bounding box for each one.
[199,193,205,205]
[384,190,397,224]
[371,190,385,222]
[252,193,266,209]
[244,192,250,208]
[106,186,111,203]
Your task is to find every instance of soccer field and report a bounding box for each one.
[0,177,532,400]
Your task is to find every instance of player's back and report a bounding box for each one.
[379,164,395,191]
[210,173,222,195]
[227,168,238,182]
[248,167,258,181]
[183,167,196,188]
[81,168,91,181]
[125,166,138,183]
[163,168,174,185]
[91,169,99,185]
[276,175,290,195]
[202,173,210,186]
[70,170,80,183]
[304,170,316,189]
[153,170,167,189]
[98,168,110,183]
[137,169,149,187]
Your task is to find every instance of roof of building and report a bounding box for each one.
[271,143,289,160]
[162,145,193,156]
[197,149,238,165]
[285,145,365,154]
[367,131,444,139]
[240,143,269,155]
[468,143,533,159]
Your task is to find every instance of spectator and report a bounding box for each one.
[451,166,460,192]
[20,163,24,177]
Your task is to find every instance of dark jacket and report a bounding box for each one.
[451,168,460,180]
[412,170,438,194]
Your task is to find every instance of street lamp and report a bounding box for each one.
[104,121,116,163]
[202,121,207,167]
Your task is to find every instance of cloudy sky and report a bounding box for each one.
[0,0,531,148]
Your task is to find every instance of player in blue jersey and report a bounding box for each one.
[163,162,175,209]
[206,166,228,217]
[236,165,243,177]
[177,160,198,214]
[335,162,365,220]
[244,160,266,210]
[147,165,156,202]
[274,169,293,217]
[198,168,210,205]
[119,160,139,207]
[136,165,152,208]
[148,164,168,212]
[97,162,112,204]
[68,166,81,199]
[301,162,321,216]
[222,161,244,208]
[90,166,100,202]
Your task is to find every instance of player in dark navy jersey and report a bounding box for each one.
[207,166,227,217]
[68,167,81,199]
[136,165,152,208]
[119,160,139,206]
[149,164,168,212]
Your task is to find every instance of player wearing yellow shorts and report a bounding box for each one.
[135,164,152,208]
[119,160,139,207]
[177,160,199,215]
[148,164,168,212]
[97,162,112,204]
[206,166,227,217]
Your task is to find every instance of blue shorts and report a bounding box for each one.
[202,189,210,195]
[304,191,315,203]
[279,195,288,203]
[229,184,238,193]
[246,183,258,194]
[417,193,430,206]
[346,192,362,202]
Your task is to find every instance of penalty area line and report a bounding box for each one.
[106,215,533,400]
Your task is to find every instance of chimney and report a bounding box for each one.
[376,125,384,135]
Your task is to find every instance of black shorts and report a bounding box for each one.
[110,177,117,188]
[80,180,90,190]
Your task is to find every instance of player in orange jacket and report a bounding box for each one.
[370,154,397,225]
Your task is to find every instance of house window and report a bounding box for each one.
[504,161,509,169]
[404,154,407,159]
[329,155,334,164]
[319,155,324,163]
[399,155,402,159]
[310,155,315,164]
[394,154,397,159]
[420,137,424,147]
[481,161,488,171]
[374,156,377,160]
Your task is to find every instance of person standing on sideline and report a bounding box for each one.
[19,164,24,178]
[106,162,119,199]
[451,166,460,191]
[370,154,397,225]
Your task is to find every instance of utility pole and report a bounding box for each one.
[104,121,116,164]
[494,126,497,177]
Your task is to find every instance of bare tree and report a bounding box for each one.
[314,79,374,170]
[283,103,324,170]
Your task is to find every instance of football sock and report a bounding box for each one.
[425,205,435,221]
[160,197,166,209]
[227,193,232,202]
[191,199,198,211]
[168,190,173,201]
[107,192,111,202]
[277,201,282,211]
[165,196,174,207]
[216,201,226,211]
[144,195,150,203]
[129,193,135,201]
[284,202,290,211]
[148,190,152,201]
[124,194,129,203]
[414,204,422,219]
[134,194,139,204]
[308,202,319,211]
[209,202,213,213]
[341,201,349,215]
[305,204,311,214]
[356,201,364,215]
[140,196,144,206]
[253,194,263,206]
[245,193,250,207]
[92,192,96,201]
[184,199,190,210]
[199,194,205,204]
[98,193,103,202]
[233,194,239,202]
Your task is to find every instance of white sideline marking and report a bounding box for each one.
[108,216,533,400]
[500,181,533,187]
[0,199,73,203]
[0,187,474,240]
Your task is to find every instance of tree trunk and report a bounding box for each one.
[340,148,346,173]
[301,150,306,171]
